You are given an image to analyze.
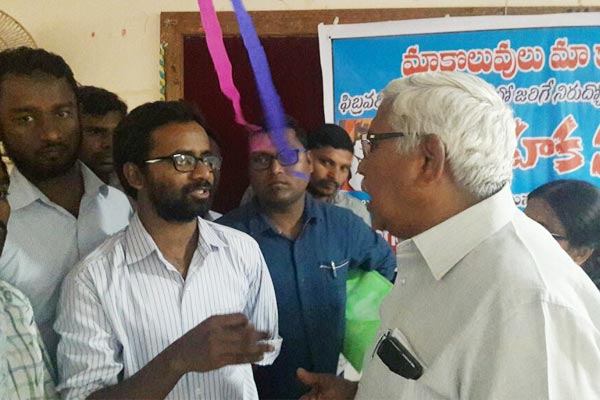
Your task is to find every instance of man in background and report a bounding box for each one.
[240,123,371,225]
[306,123,370,225]
[0,47,132,364]
[218,120,395,399]
[77,85,127,187]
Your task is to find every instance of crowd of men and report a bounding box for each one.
[0,45,599,400]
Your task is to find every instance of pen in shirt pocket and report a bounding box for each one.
[319,259,350,278]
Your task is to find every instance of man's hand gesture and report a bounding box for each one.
[172,313,273,374]
[297,368,358,400]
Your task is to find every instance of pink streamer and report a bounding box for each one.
[196,0,257,130]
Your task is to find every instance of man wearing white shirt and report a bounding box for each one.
[55,100,280,399]
[298,72,600,399]
[0,47,132,365]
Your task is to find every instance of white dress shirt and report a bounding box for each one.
[356,186,600,400]
[55,214,281,400]
[0,162,132,364]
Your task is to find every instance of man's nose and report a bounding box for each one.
[38,115,63,142]
[329,167,346,184]
[100,132,113,150]
[269,158,284,174]
[189,161,213,181]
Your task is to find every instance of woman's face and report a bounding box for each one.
[525,197,593,265]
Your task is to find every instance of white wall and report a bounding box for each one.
[2,0,599,108]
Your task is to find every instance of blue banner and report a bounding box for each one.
[320,15,600,208]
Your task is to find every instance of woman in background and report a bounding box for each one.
[525,179,600,289]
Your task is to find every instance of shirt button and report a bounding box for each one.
[398,277,407,285]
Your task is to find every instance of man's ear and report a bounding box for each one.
[569,245,595,266]
[122,162,145,192]
[419,134,446,184]
[305,150,314,173]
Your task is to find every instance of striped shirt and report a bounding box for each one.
[55,214,281,400]
[0,280,57,400]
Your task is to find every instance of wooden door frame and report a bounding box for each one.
[160,7,598,101]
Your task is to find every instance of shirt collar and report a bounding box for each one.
[196,217,228,250]
[8,166,43,211]
[248,192,321,236]
[8,161,109,211]
[80,162,110,198]
[124,213,227,266]
[410,185,517,281]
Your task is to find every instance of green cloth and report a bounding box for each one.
[344,269,393,371]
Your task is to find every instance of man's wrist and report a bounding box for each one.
[163,341,189,378]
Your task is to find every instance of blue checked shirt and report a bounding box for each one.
[0,281,57,399]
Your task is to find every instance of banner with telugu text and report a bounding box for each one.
[319,13,600,215]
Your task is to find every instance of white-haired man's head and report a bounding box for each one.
[377,71,516,200]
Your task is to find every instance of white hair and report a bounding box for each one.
[378,71,516,200]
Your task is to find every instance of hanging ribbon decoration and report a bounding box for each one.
[195,0,308,179]
[195,0,256,130]
[159,41,167,100]
[229,0,286,152]
[229,0,308,179]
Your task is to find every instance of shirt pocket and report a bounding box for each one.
[372,327,428,372]
[318,258,350,284]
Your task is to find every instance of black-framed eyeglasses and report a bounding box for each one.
[550,232,568,242]
[249,148,307,171]
[361,132,405,158]
[144,153,222,173]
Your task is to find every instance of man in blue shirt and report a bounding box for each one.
[218,119,396,399]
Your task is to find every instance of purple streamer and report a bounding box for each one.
[230,0,309,180]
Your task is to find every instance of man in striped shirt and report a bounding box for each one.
[55,101,281,399]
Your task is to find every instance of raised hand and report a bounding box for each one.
[172,313,274,374]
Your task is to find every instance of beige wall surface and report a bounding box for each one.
[2,0,599,108]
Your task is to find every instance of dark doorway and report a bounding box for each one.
[184,35,324,213]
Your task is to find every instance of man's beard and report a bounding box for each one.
[6,143,78,182]
[149,180,212,223]
[309,178,339,200]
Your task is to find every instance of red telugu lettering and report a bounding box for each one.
[590,125,600,177]
[590,153,600,178]
[513,115,584,173]
[552,115,583,174]
[513,118,541,170]
[593,124,600,147]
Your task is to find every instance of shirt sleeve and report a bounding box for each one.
[459,299,600,399]
[348,213,396,281]
[242,239,282,366]
[55,268,123,400]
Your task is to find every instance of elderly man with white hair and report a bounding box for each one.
[297,71,600,400]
